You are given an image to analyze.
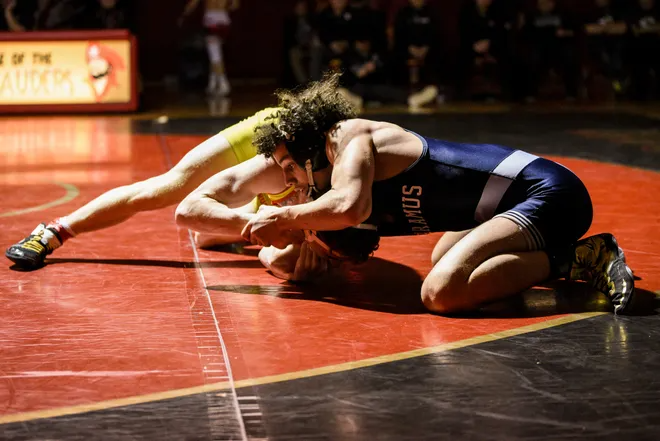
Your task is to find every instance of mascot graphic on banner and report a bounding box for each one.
[86,42,125,102]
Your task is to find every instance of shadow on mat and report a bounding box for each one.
[209,265,659,317]
[197,243,261,257]
[207,257,427,315]
[29,257,266,270]
[8,242,263,272]
[460,280,659,319]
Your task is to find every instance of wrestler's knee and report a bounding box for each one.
[420,263,469,314]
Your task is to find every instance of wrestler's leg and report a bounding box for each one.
[5,133,239,268]
[193,200,258,248]
[431,229,473,266]
[423,203,633,315]
[66,133,238,235]
[421,217,551,314]
[6,106,278,268]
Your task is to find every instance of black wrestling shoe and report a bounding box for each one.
[5,223,62,269]
[570,233,635,314]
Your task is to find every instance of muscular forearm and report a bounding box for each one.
[175,196,253,235]
[279,189,370,231]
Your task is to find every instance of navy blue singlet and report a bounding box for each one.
[367,132,593,251]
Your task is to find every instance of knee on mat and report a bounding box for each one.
[420,267,467,314]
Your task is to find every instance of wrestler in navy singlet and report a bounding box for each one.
[367,132,593,252]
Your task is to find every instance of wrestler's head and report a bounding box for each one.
[308,225,380,264]
[254,72,357,195]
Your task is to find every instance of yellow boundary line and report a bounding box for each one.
[0,312,604,425]
[0,183,79,218]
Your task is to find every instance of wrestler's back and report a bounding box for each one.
[329,119,424,183]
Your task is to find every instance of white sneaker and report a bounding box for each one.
[408,85,439,111]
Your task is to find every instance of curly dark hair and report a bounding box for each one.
[316,228,380,264]
[253,72,358,170]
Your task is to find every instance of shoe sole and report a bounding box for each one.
[5,249,45,269]
[607,235,635,314]
[614,263,635,314]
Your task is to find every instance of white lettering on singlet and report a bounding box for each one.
[401,185,430,234]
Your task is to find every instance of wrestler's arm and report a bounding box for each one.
[280,134,375,231]
[175,155,286,240]
[177,154,326,279]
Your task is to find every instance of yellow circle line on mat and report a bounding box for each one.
[0,183,79,218]
[0,312,604,425]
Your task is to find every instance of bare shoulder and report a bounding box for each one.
[327,119,404,157]
[328,119,411,161]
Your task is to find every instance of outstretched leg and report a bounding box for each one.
[5,133,239,268]
[67,133,238,234]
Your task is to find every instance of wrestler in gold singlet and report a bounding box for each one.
[5,106,283,268]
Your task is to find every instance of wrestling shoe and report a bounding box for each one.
[569,233,635,314]
[5,223,62,269]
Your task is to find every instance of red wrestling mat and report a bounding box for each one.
[0,119,657,420]
[197,156,660,381]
